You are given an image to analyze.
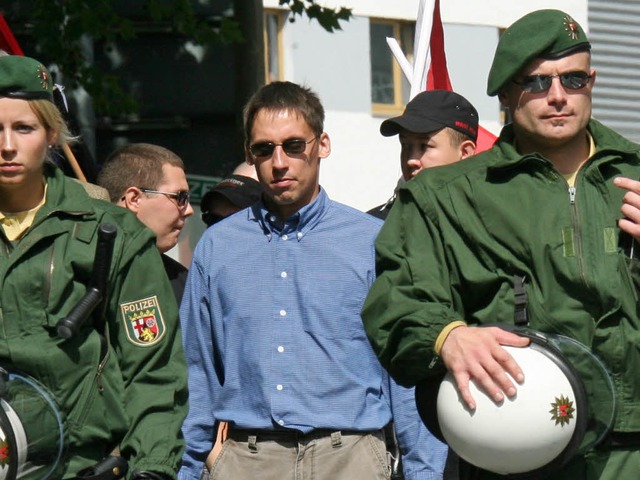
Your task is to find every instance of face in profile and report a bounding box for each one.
[399,128,475,181]
[136,163,194,253]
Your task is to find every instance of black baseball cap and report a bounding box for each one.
[380,90,478,141]
[201,174,262,225]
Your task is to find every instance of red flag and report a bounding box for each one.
[0,14,24,56]
[425,0,496,152]
[425,0,452,91]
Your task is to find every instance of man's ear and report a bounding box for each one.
[318,132,331,159]
[245,145,255,166]
[460,140,476,159]
[120,186,144,213]
[589,69,597,89]
[498,90,509,108]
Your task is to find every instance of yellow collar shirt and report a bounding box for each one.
[0,183,47,241]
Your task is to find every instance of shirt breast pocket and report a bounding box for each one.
[301,276,368,340]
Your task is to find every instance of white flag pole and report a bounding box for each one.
[410,0,435,99]
[385,37,413,82]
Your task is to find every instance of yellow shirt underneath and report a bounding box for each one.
[0,184,47,241]
[563,132,596,187]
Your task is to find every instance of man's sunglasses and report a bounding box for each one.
[513,71,592,94]
[249,137,318,159]
[139,188,191,208]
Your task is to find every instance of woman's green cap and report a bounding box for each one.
[0,55,54,101]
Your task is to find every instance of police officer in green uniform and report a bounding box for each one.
[0,55,187,478]
[362,9,640,479]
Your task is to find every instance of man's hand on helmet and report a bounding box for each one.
[440,325,530,410]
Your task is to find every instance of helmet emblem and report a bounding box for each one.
[0,439,9,465]
[549,395,575,426]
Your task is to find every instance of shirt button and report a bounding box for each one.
[278,419,285,426]
[277,346,284,353]
[279,310,287,317]
[282,234,289,241]
[270,215,277,222]
[297,232,303,240]
[276,384,283,391]
[281,271,287,278]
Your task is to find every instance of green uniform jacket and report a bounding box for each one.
[0,164,188,478]
[362,119,640,433]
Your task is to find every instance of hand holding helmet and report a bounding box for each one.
[440,325,530,409]
[417,326,616,477]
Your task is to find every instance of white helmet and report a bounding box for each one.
[417,328,615,477]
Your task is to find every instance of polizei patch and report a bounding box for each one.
[121,296,166,346]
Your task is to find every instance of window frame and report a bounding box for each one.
[370,18,415,116]
[264,9,285,84]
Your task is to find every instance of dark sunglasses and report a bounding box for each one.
[513,71,592,94]
[249,137,318,159]
[139,188,191,208]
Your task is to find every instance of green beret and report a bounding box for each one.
[0,55,53,101]
[487,9,590,96]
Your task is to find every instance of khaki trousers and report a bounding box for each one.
[204,427,391,480]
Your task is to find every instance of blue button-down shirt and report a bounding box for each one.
[178,189,447,479]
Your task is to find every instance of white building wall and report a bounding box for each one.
[263,0,588,212]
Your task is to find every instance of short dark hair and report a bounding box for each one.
[243,81,325,146]
[97,143,185,203]
[445,127,476,147]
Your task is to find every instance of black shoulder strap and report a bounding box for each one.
[513,275,528,326]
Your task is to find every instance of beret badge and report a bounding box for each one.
[564,15,580,40]
[36,64,49,91]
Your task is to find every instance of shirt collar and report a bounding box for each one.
[251,187,328,241]
[0,182,48,241]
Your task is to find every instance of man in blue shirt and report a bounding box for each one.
[178,81,447,480]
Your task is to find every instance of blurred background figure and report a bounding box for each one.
[200,162,262,227]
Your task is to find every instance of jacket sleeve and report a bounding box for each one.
[385,375,447,480]
[177,245,217,480]
[362,186,461,387]
[108,228,188,478]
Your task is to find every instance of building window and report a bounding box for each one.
[370,19,415,114]
[264,10,284,83]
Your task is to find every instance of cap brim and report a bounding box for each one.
[380,115,444,137]
[201,187,261,211]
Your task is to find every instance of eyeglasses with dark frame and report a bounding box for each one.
[513,71,592,94]
[249,136,319,159]
[139,188,191,208]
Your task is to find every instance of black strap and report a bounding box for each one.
[76,456,128,480]
[513,275,528,326]
[598,432,640,449]
[131,472,169,480]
